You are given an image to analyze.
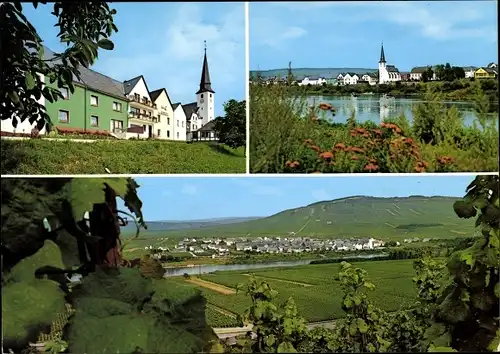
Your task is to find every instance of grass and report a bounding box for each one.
[155,196,476,240]
[1,139,245,174]
[166,259,421,324]
[249,82,498,173]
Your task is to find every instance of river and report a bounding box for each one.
[306,95,497,127]
[163,253,387,277]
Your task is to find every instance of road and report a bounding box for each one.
[213,320,338,345]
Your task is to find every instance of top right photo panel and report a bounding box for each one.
[248,1,499,174]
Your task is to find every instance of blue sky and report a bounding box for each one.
[116,175,474,221]
[249,1,498,71]
[23,2,245,117]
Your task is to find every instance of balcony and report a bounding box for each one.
[128,111,158,123]
[128,95,155,109]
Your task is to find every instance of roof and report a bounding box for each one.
[386,65,399,73]
[43,46,127,100]
[379,43,386,63]
[123,76,141,95]
[411,66,428,73]
[197,120,216,132]
[149,88,174,107]
[182,102,198,119]
[196,48,215,94]
[172,103,181,110]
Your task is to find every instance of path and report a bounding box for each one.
[185,277,236,295]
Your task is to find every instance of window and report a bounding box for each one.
[177,132,179,138]
[60,87,69,99]
[167,130,170,138]
[181,121,184,127]
[58,110,69,123]
[201,94,204,98]
[177,120,179,127]
[113,102,122,111]
[210,93,212,98]
[111,119,123,132]
[167,118,170,125]
[90,115,99,127]
[90,95,98,106]
[157,129,161,136]
[134,93,140,101]
[157,115,161,123]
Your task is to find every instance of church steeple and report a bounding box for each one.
[379,42,386,63]
[196,41,215,94]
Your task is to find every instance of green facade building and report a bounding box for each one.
[44,48,129,133]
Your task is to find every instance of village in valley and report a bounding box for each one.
[146,236,393,260]
[251,44,498,86]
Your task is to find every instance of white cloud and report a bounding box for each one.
[96,3,244,112]
[311,189,331,201]
[231,179,283,196]
[259,1,495,41]
[251,16,307,49]
[181,185,197,195]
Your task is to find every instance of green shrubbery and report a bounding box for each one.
[250,84,498,173]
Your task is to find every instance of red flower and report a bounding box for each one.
[364,163,378,171]
[319,151,334,160]
[351,155,358,160]
[304,139,313,145]
[319,103,334,111]
[373,129,382,136]
[334,143,346,150]
[310,145,321,152]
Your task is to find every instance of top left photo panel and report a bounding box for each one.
[1,2,247,175]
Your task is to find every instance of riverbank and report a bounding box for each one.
[250,83,499,173]
[289,79,499,111]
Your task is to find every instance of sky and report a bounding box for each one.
[249,1,498,71]
[23,2,245,117]
[116,175,475,221]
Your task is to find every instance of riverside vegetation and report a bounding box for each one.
[250,81,498,173]
[2,175,498,353]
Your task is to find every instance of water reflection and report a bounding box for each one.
[163,253,387,277]
[304,95,493,127]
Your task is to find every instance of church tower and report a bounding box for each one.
[378,42,388,85]
[196,42,215,127]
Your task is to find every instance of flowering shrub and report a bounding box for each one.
[285,122,452,173]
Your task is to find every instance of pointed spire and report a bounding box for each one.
[379,42,386,63]
[196,41,215,94]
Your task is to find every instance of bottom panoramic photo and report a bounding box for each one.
[1,174,499,353]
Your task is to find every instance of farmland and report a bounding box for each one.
[163,259,424,326]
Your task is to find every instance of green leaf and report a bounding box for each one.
[277,341,296,353]
[356,318,368,334]
[265,334,276,347]
[349,321,358,336]
[97,38,114,50]
[8,91,20,104]
[494,282,500,299]
[429,346,456,352]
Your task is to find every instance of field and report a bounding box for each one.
[1,139,245,174]
[156,196,476,240]
[163,259,422,327]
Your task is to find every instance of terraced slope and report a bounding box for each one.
[160,196,474,240]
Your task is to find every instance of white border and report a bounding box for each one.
[245,1,250,174]
[1,172,498,178]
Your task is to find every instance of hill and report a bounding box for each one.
[121,217,261,235]
[157,196,475,240]
[250,67,378,79]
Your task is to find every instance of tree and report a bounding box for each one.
[287,61,294,86]
[213,99,246,150]
[434,64,445,81]
[451,66,465,80]
[1,2,118,130]
[422,66,434,82]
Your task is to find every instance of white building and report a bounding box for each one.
[463,66,477,79]
[123,75,156,139]
[342,73,359,85]
[172,103,187,141]
[298,77,327,86]
[361,73,378,86]
[378,43,401,84]
[149,88,175,140]
[1,73,48,135]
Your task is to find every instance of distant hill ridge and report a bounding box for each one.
[250,67,378,79]
[154,195,473,240]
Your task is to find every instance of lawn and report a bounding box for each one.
[165,259,421,326]
[1,139,245,174]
